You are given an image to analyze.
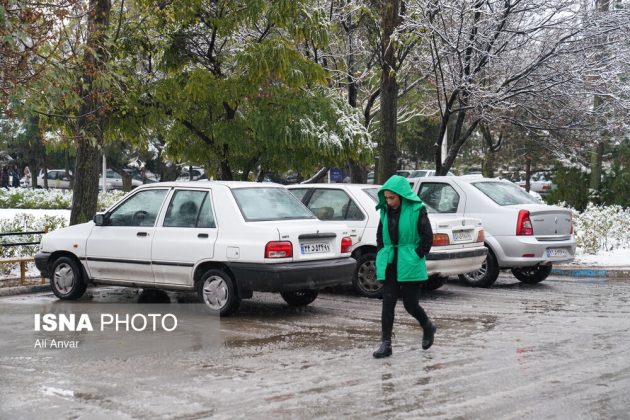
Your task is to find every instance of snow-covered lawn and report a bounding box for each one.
[0,209,70,222]
[572,248,630,267]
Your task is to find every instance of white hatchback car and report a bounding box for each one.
[408,176,576,287]
[287,184,487,297]
[35,182,355,315]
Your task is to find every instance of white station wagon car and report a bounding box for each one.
[408,176,576,287]
[287,184,487,297]
[35,182,355,315]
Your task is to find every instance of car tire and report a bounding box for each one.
[458,248,499,287]
[197,269,240,316]
[352,252,383,298]
[280,290,318,307]
[50,256,87,300]
[511,265,553,284]
[423,275,448,291]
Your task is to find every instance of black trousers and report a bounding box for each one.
[381,276,430,341]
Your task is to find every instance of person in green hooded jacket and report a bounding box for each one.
[373,175,437,358]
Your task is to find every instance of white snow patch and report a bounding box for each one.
[41,386,75,398]
[572,248,630,267]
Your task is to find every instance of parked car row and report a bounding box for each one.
[21,169,144,190]
[287,183,487,296]
[36,174,576,316]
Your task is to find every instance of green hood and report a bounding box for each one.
[376,175,423,210]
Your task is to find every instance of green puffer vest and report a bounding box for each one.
[375,175,428,282]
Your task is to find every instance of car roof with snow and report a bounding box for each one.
[133,180,287,189]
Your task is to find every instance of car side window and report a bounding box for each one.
[418,183,460,213]
[307,189,365,221]
[288,188,309,202]
[163,190,214,228]
[108,189,168,227]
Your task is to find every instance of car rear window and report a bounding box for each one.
[363,186,438,213]
[232,187,316,221]
[473,181,540,205]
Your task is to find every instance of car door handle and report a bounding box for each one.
[137,232,148,237]
[198,233,209,239]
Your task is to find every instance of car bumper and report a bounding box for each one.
[496,236,576,267]
[35,252,51,278]
[226,258,355,292]
[426,247,488,276]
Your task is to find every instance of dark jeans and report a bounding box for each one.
[381,276,429,341]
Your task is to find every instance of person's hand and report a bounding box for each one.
[415,246,425,258]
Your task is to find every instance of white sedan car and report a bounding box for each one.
[35,182,355,315]
[408,176,575,287]
[287,184,487,297]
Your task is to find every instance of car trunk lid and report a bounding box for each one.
[258,219,349,261]
[509,204,572,239]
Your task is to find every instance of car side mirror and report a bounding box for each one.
[93,213,106,226]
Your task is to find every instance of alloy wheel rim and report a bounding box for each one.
[465,259,488,282]
[53,263,75,294]
[357,260,381,292]
[202,276,229,310]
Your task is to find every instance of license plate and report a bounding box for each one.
[301,243,330,254]
[453,230,473,242]
[546,248,567,257]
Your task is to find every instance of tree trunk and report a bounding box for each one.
[589,0,610,203]
[525,157,532,192]
[70,0,111,225]
[378,0,400,183]
[122,172,132,191]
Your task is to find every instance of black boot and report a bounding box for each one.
[372,340,392,358]
[422,322,436,350]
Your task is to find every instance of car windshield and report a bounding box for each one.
[231,187,316,221]
[409,170,429,178]
[362,187,438,212]
[473,181,541,205]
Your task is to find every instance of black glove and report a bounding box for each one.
[416,245,425,258]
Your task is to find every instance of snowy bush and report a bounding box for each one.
[0,188,126,211]
[564,203,630,255]
[0,213,68,273]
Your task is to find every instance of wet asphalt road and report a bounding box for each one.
[1,274,630,419]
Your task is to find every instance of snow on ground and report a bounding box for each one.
[573,248,630,267]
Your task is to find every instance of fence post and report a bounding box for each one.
[19,260,26,286]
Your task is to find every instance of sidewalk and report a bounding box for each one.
[551,264,630,279]
[0,276,50,297]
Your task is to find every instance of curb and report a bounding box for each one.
[551,266,630,279]
[0,284,51,297]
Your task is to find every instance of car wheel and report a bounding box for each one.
[511,264,553,284]
[353,253,383,298]
[423,275,448,291]
[50,256,87,300]
[197,269,240,316]
[458,249,499,287]
[280,290,318,307]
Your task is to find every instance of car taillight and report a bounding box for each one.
[433,233,449,246]
[265,241,293,258]
[516,210,534,236]
[476,229,485,243]
[570,215,574,235]
[341,237,352,253]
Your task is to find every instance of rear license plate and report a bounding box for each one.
[301,243,330,254]
[453,230,473,242]
[546,248,567,257]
